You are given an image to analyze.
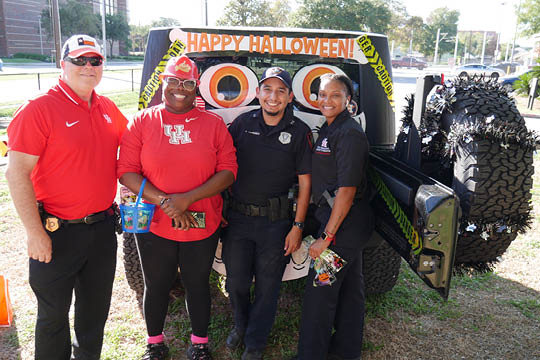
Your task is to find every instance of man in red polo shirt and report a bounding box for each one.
[6,34,128,360]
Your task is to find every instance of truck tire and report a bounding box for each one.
[399,77,535,269]
[122,232,145,297]
[363,240,401,294]
[452,139,533,264]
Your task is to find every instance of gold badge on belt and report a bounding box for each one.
[45,217,60,232]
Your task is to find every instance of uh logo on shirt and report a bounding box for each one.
[163,124,192,145]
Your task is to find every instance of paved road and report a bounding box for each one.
[391,68,540,134]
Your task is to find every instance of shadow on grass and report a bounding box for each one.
[154,259,540,359]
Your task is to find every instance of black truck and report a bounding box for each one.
[122,26,535,301]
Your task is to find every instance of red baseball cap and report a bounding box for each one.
[159,55,200,81]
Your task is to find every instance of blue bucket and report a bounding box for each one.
[119,179,155,233]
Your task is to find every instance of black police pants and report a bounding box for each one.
[29,217,117,360]
[135,229,219,338]
[222,210,290,351]
[297,203,371,360]
[297,245,365,360]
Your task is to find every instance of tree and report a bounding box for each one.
[518,0,540,36]
[150,17,182,27]
[41,0,100,39]
[130,24,151,53]
[101,13,130,55]
[289,0,392,34]
[216,0,272,26]
[417,7,459,58]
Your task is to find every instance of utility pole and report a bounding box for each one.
[495,32,501,63]
[102,0,107,64]
[510,0,522,63]
[453,32,459,64]
[50,0,62,67]
[480,31,487,64]
[409,29,413,56]
[204,0,208,26]
[38,15,44,55]
[434,28,440,65]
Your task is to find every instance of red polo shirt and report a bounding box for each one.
[8,79,128,219]
[117,104,237,242]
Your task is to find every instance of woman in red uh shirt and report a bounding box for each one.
[118,55,237,360]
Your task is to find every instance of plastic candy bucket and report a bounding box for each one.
[119,178,155,233]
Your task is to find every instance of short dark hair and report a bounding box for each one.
[320,73,354,98]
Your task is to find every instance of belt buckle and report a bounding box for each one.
[83,215,93,224]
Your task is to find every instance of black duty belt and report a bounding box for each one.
[40,205,114,232]
[232,202,270,217]
[231,195,291,221]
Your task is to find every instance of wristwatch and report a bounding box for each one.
[321,231,335,242]
[293,221,304,229]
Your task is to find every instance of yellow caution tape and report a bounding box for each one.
[356,35,395,111]
[369,167,422,255]
[138,39,187,110]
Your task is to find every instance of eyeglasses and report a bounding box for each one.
[64,56,103,67]
[164,77,197,91]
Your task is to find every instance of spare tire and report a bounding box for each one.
[122,232,144,297]
[399,76,536,269]
[452,139,533,265]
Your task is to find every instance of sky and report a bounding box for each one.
[127,0,524,43]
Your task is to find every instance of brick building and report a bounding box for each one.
[0,0,127,58]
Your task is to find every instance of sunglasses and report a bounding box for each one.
[65,56,103,67]
[164,77,197,91]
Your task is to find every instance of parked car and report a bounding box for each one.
[392,56,427,70]
[499,69,533,92]
[454,63,505,79]
[493,62,521,74]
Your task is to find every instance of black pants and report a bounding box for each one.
[222,210,291,351]
[297,246,364,360]
[29,217,117,360]
[135,229,219,338]
[297,203,373,360]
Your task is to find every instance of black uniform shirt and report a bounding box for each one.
[229,106,312,205]
[312,109,369,204]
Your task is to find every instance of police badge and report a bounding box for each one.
[279,132,291,144]
[45,217,60,232]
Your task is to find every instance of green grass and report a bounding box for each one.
[106,91,139,116]
[505,299,540,321]
[366,263,462,321]
[450,271,495,290]
[0,106,19,118]
[0,91,138,119]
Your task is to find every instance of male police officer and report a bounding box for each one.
[223,67,312,360]
[6,35,127,359]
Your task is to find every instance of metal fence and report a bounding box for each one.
[0,67,142,104]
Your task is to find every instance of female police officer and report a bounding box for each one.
[118,55,237,360]
[296,73,374,360]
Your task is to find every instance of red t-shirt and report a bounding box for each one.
[7,79,128,219]
[117,104,237,242]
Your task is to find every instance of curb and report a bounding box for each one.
[522,113,540,119]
